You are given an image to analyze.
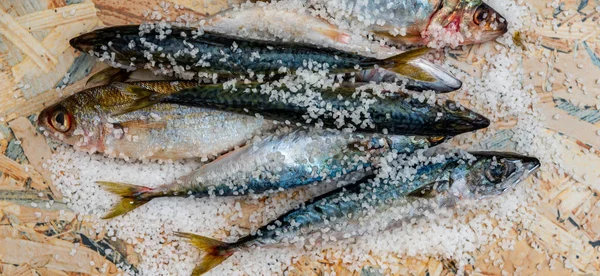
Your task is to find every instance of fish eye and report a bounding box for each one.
[50,109,72,133]
[473,5,489,25]
[484,161,513,184]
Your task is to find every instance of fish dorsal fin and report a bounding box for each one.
[407,180,449,198]
[87,67,132,87]
[111,82,163,115]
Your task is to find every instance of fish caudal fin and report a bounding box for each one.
[96,181,154,219]
[175,232,235,275]
[110,82,163,115]
[383,48,437,82]
[86,67,132,87]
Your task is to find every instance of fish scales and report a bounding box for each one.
[176,151,540,275]
[96,131,442,218]
[202,5,463,92]
[72,25,390,75]
[37,81,273,160]
[308,0,508,47]
[123,82,489,136]
[323,0,438,32]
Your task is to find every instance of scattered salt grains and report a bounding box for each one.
[46,1,573,275]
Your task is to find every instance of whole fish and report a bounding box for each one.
[203,5,462,92]
[114,81,490,136]
[37,81,273,160]
[307,0,508,48]
[69,25,437,82]
[175,151,540,275]
[97,130,446,218]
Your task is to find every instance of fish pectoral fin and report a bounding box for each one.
[118,120,168,129]
[174,232,235,275]
[407,180,448,198]
[111,82,155,98]
[373,30,424,45]
[110,82,163,115]
[312,25,351,44]
[382,48,437,82]
[86,67,132,87]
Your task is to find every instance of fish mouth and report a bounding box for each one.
[451,111,490,134]
[70,32,98,52]
[522,156,541,175]
[485,3,509,34]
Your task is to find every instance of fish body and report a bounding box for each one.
[118,82,489,136]
[309,0,508,47]
[172,131,442,196]
[97,131,444,218]
[203,5,400,58]
[177,151,540,274]
[70,25,432,80]
[204,5,462,92]
[37,81,272,160]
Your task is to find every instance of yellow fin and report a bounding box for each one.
[87,67,132,87]
[96,181,154,219]
[393,63,438,82]
[382,48,437,82]
[175,232,235,275]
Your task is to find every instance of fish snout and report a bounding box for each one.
[495,13,508,34]
[69,32,96,52]
[458,111,490,133]
[522,156,541,174]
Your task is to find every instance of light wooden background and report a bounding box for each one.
[1,0,599,275]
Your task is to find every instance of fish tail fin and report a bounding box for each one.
[110,82,164,115]
[382,48,437,82]
[175,232,236,275]
[96,181,154,219]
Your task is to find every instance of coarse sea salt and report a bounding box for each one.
[47,0,569,275]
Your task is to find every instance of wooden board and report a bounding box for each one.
[1,0,600,275]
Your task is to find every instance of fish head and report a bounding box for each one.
[433,100,490,135]
[444,152,540,203]
[37,94,105,151]
[430,0,508,45]
[70,25,138,54]
[70,30,99,53]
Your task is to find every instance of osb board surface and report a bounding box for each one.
[0,0,599,275]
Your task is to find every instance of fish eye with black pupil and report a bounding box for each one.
[51,109,71,133]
